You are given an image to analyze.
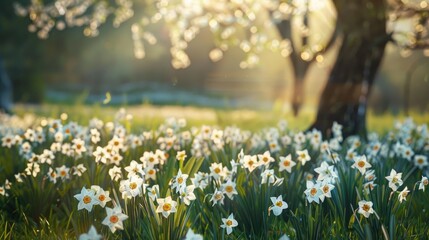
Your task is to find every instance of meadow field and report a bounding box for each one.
[1,104,428,239]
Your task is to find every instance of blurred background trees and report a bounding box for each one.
[1,0,429,135]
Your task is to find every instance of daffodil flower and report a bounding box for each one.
[220,213,238,235]
[269,195,288,216]
[74,187,99,212]
[102,205,128,233]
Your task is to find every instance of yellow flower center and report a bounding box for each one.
[248,160,254,166]
[225,186,233,193]
[310,188,317,196]
[392,177,398,183]
[110,215,119,223]
[177,177,183,184]
[129,182,137,190]
[148,169,155,175]
[215,193,223,200]
[300,153,306,159]
[60,170,67,176]
[417,158,424,164]
[226,219,233,226]
[83,195,91,204]
[283,160,290,167]
[362,204,370,212]
[276,201,283,207]
[357,161,365,168]
[99,195,106,202]
[323,185,330,193]
[163,203,172,211]
[214,168,221,174]
[263,157,268,162]
[149,157,155,162]
[424,179,429,186]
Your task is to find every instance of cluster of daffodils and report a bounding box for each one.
[1,111,428,238]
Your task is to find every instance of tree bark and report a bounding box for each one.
[310,0,388,139]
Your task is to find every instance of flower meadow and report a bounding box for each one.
[0,110,428,239]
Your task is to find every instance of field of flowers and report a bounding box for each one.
[0,108,428,239]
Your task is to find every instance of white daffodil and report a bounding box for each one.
[92,186,111,208]
[73,164,87,176]
[0,186,6,196]
[414,155,428,169]
[296,149,311,166]
[358,200,374,218]
[398,186,410,203]
[25,162,40,177]
[364,170,377,182]
[279,154,296,173]
[210,162,226,180]
[363,181,377,194]
[74,187,99,212]
[156,196,177,218]
[56,165,70,180]
[176,150,187,161]
[419,176,428,191]
[221,180,238,200]
[148,184,160,201]
[184,228,203,240]
[144,166,157,181]
[109,166,122,182]
[304,181,323,204]
[269,195,288,216]
[314,161,338,182]
[171,169,188,193]
[102,205,128,233]
[258,151,275,166]
[210,188,225,206]
[220,213,238,235]
[119,175,144,199]
[179,184,196,205]
[319,180,335,202]
[93,146,111,164]
[242,155,259,173]
[72,138,86,156]
[261,169,275,184]
[140,151,159,166]
[351,155,371,175]
[47,167,58,183]
[79,225,102,240]
[124,160,145,178]
[385,169,403,191]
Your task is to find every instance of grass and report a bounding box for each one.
[12,103,428,132]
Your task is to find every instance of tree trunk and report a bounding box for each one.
[310,0,388,139]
